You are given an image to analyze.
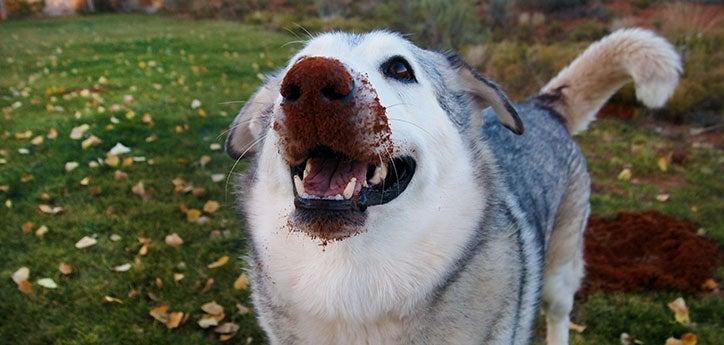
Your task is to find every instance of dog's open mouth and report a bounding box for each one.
[290,146,416,212]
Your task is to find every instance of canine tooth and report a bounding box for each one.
[343,178,356,199]
[303,159,312,179]
[369,164,388,185]
[293,175,305,194]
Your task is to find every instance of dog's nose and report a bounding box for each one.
[280,57,354,106]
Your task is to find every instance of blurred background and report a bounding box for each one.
[0,1,721,345]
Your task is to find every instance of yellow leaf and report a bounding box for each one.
[682,333,697,345]
[166,312,184,329]
[186,209,201,222]
[207,255,229,269]
[197,314,220,329]
[203,200,220,214]
[667,297,690,326]
[233,274,249,291]
[105,154,120,167]
[617,168,632,182]
[81,135,102,150]
[149,304,169,323]
[657,156,669,172]
[702,279,718,291]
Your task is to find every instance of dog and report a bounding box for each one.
[225,28,681,345]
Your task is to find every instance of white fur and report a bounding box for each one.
[542,28,682,134]
[246,32,487,344]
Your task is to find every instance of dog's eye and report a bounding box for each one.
[382,56,416,83]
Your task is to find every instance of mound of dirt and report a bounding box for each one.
[583,211,720,294]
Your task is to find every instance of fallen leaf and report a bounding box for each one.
[105,154,120,167]
[65,161,79,172]
[191,187,206,198]
[35,225,49,237]
[165,233,184,247]
[47,128,58,139]
[81,135,102,149]
[667,297,690,326]
[31,135,44,145]
[174,273,185,282]
[233,274,249,291]
[139,243,149,256]
[620,333,643,345]
[197,314,220,329]
[12,267,30,284]
[17,280,33,295]
[656,193,670,202]
[658,156,669,172]
[113,263,132,272]
[21,222,34,234]
[201,301,224,316]
[155,277,164,289]
[219,333,236,341]
[132,181,149,200]
[110,233,122,241]
[207,255,229,269]
[102,295,123,304]
[191,99,202,109]
[235,303,250,315]
[201,278,214,293]
[666,333,697,345]
[617,168,632,182]
[109,142,131,155]
[58,263,73,275]
[186,209,201,222]
[211,174,225,183]
[203,200,220,214]
[79,177,90,186]
[166,312,184,329]
[702,279,718,291]
[37,278,58,289]
[75,236,97,249]
[38,204,64,214]
[210,143,221,151]
[199,155,212,167]
[150,304,170,323]
[214,322,239,334]
[113,170,128,180]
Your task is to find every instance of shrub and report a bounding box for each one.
[6,0,44,18]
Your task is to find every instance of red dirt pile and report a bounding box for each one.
[583,211,720,294]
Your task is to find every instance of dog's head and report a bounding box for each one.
[226,31,521,242]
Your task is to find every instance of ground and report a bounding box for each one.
[0,14,721,345]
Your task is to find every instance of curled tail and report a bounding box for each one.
[540,28,682,134]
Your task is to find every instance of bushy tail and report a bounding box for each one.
[540,28,682,134]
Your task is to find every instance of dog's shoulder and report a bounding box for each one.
[481,100,586,243]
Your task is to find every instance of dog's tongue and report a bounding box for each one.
[303,157,367,197]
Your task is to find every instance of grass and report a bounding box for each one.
[0,14,721,345]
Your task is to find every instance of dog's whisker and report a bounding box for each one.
[387,118,444,147]
[224,134,267,202]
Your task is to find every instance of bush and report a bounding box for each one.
[6,0,44,18]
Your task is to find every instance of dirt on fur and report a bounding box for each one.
[583,211,720,294]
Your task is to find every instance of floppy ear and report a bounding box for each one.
[225,74,281,159]
[446,54,523,135]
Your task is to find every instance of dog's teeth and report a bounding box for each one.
[293,175,305,194]
[343,178,356,199]
[369,164,388,185]
[303,159,312,179]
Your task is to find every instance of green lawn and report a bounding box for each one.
[0,14,721,345]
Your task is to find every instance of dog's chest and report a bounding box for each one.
[291,314,405,345]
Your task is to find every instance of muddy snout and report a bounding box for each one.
[274,57,393,165]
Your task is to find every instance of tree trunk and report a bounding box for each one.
[0,0,7,21]
[86,0,95,12]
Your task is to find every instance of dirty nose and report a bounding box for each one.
[280,57,354,105]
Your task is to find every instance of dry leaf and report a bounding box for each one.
[35,225,49,237]
[70,124,90,140]
[617,168,632,182]
[81,135,102,149]
[65,161,79,172]
[37,278,58,289]
[59,263,73,275]
[199,155,212,167]
[191,187,206,198]
[203,200,220,214]
[21,222,34,234]
[620,333,643,345]
[667,297,690,326]
[132,181,149,200]
[186,209,201,222]
[166,312,184,329]
[12,267,29,284]
[113,263,132,272]
[197,314,220,329]
[31,135,44,145]
[102,295,123,304]
[79,177,90,186]
[75,236,97,249]
[568,321,586,333]
[214,322,239,334]
[211,174,225,183]
[47,128,58,139]
[236,303,250,315]
[113,170,128,180]
[165,233,184,247]
[110,234,122,241]
[150,305,170,323]
[105,154,120,167]
[38,204,64,214]
[109,142,131,155]
[233,274,249,291]
[656,193,671,202]
[210,143,221,151]
[666,333,697,345]
[207,256,229,269]
[139,243,149,256]
[657,156,669,172]
[702,279,718,291]
[201,301,224,316]
[17,280,33,295]
[173,273,185,282]
[201,278,214,293]
[219,333,236,342]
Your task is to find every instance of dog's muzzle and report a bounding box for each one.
[273,57,416,213]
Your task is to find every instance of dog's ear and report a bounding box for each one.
[225,74,281,159]
[446,54,523,135]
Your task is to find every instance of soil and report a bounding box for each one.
[583,211,720,294]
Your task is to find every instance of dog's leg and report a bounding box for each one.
[543,165,590,345]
